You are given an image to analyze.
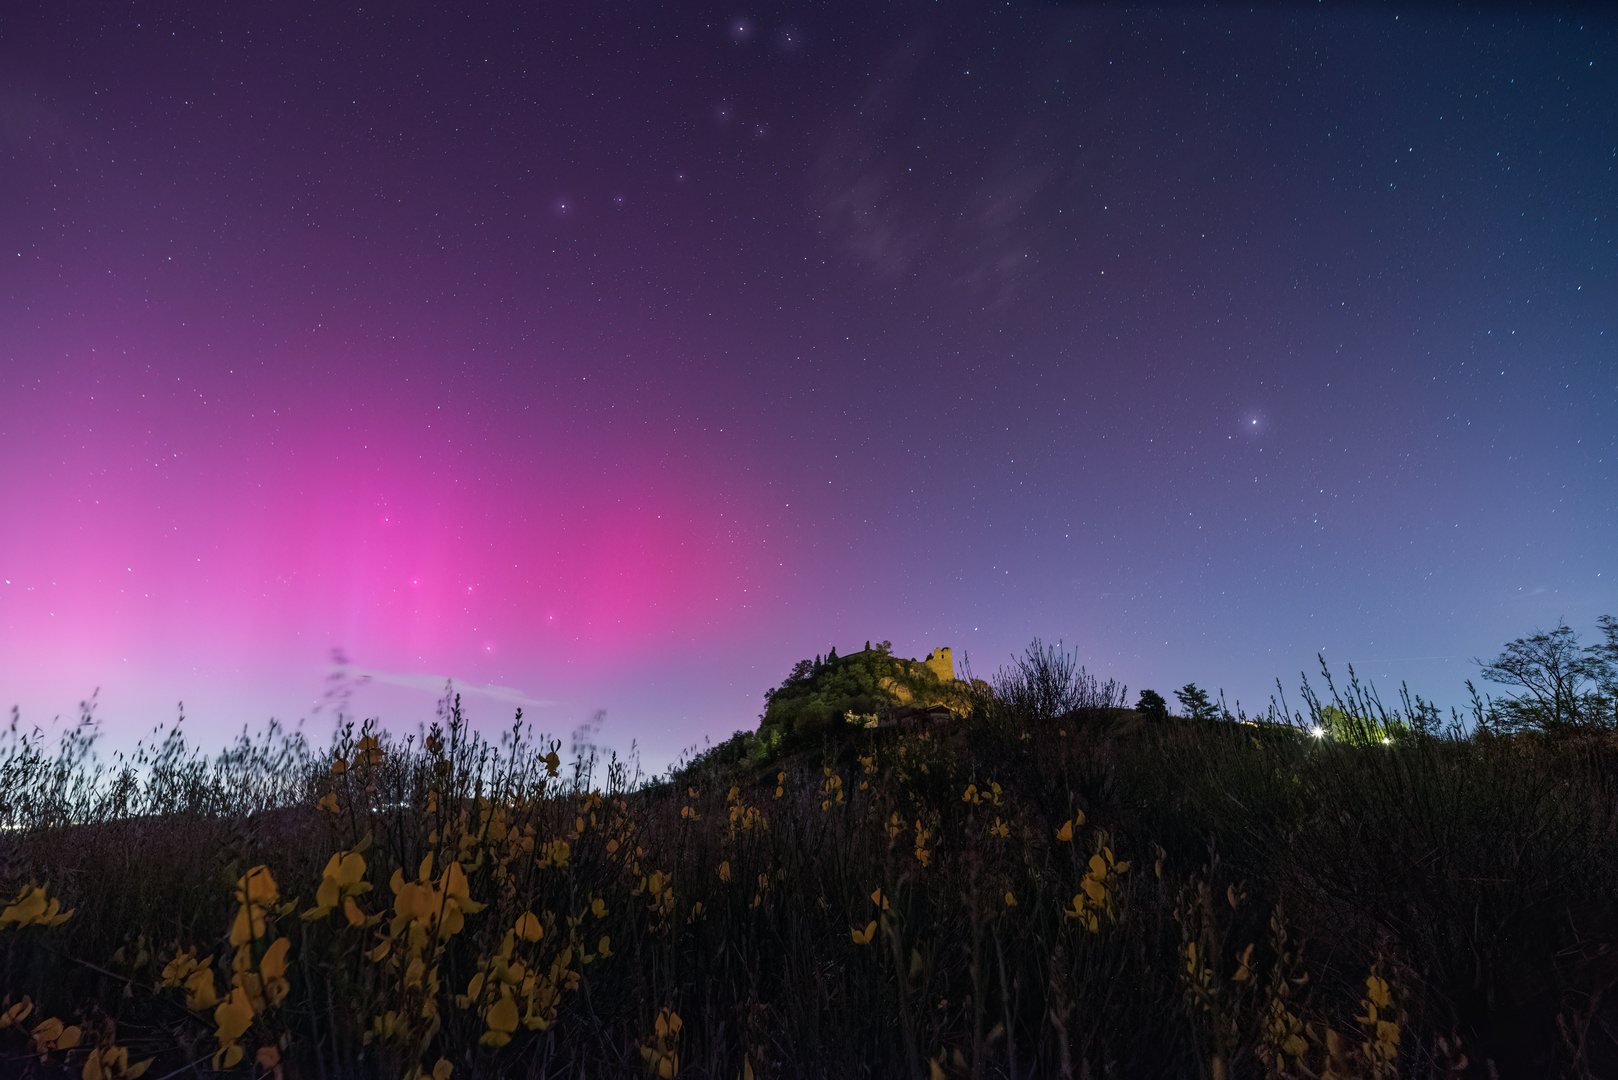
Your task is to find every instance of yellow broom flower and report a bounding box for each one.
[304,850,371,920]
[356,733,385,765]
[83,1040,152,1080]
[0,996,32,1029]
[259,938,290,981]
[258,937,292,1007]
[184,961,220,1011]
[214,986,253,1043]
[0,884,72,928]
[514,912,544,942]
[29,1016,81,1057]
[343,896,368,927]
[481,991,520,1047]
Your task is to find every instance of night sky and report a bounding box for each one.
[3,3,1614,768]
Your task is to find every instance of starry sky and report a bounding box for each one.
[2,2,1614,768]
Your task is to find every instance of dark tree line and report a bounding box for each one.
[1470,615,1618,733]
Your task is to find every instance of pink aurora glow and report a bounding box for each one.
[1,343,781,755]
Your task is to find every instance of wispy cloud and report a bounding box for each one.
[812,32,1056,305]
[340,667,564,711]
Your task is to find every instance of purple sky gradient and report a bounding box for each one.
[3,3,1614,768]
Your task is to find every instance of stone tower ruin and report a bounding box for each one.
[923,647,955,682]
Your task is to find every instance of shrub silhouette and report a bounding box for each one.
[0,627,1615,1077]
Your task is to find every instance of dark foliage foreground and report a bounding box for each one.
[2,648,1617,1079]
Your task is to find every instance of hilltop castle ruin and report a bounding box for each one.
[922,647,955,682]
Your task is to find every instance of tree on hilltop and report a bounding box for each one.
[1174,683,1217,722]
[759,641,903,746]
[1474,616,1617,733]
[1134,689,1169,722]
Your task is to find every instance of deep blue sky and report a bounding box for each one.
[2,2,1614,765]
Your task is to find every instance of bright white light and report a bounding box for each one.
[1310,726,1325,739]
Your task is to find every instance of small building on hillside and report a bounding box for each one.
[883,702,957,728]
